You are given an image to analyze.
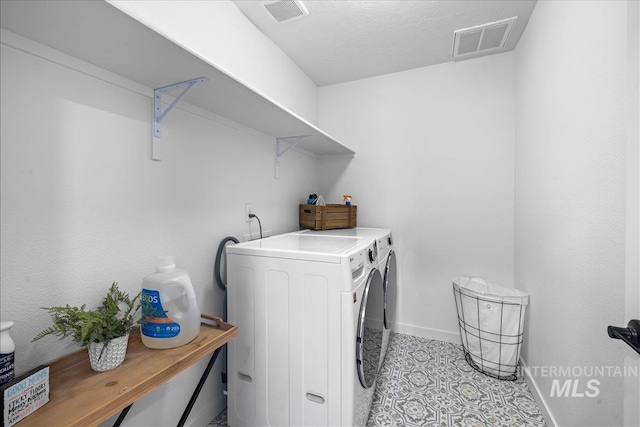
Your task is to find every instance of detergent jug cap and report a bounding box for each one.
[156,256,176,273]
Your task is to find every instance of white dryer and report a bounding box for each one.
[374,230,397,367]
[226,232,384,426]
[296,228,397,366]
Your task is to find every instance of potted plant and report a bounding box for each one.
[32,282,140,372]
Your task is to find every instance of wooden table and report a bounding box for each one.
[18,316,237,427]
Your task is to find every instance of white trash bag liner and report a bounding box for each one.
[452,277,529,379]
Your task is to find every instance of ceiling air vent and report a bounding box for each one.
[262,0,309,24]
[452,17,517,61]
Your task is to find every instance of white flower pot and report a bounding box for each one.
[87,334,129,372]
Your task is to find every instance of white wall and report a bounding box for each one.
[107,0,319,125]
[625,2,640,426]
[318,53,515,341]
[0,31,317,426]
[514,1,629,426]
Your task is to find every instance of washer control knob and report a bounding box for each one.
[368,249,374,263]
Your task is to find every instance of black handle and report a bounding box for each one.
[608,319,640,355]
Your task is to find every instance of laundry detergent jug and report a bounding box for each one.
[141,256,201,349]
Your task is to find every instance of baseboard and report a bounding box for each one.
[520,359,558,427]
[393,322,461,344]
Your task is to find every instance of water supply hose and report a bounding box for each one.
[215,236,239,293]
[214,236,239,388]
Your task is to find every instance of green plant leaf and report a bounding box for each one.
[32,282,141,347]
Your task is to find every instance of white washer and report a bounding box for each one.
[226,232,384,426]
[297,228,397,366]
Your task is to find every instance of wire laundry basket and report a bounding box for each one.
[453,277,529,381]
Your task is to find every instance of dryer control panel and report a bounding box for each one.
[350,248,366,280]
[367,240,378,264]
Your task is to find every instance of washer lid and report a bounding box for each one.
[298,227,390,239]
[226,233,361,262]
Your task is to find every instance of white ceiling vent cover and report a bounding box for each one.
[452,17,517,61]
[262,0,309,24]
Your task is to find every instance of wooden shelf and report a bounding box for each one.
[17,319,238,427]
[0,1,354,158]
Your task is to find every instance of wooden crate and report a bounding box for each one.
[299,204,357,230]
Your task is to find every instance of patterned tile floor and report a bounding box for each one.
[210,408,227,427]
[209,332,546,426]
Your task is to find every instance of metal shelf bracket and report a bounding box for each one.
[275,135,311,178]
[152,77,208,160]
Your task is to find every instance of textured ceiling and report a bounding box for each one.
[233,0,537,86]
